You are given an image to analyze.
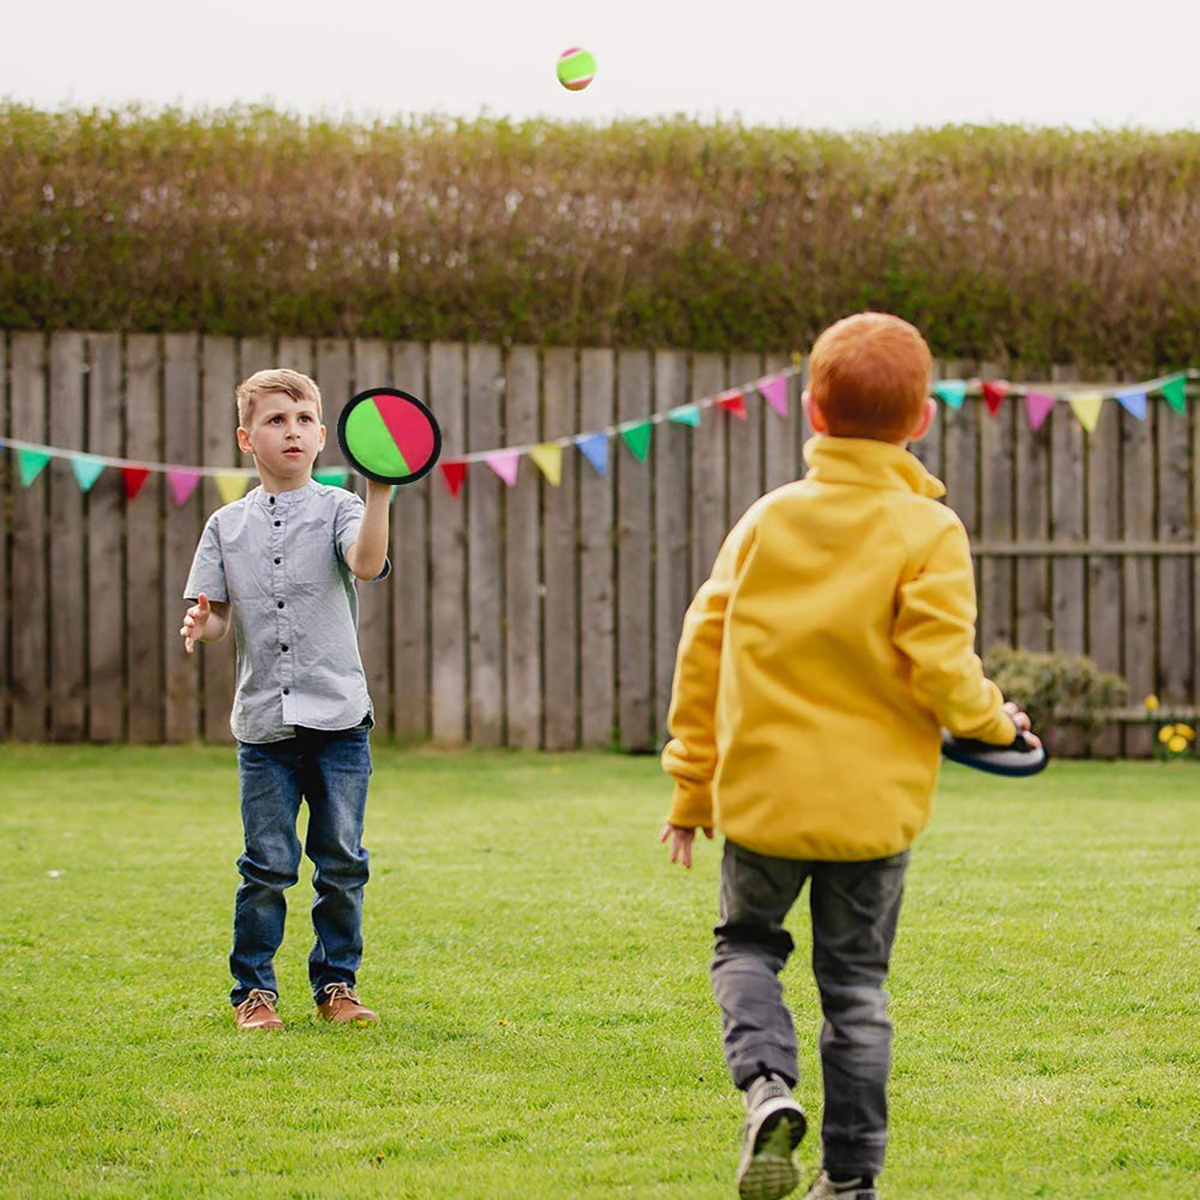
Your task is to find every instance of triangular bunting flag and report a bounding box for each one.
[215,473,250,505]
[1114,389,1147,420]
[440,461,467,497]
[17,449,52,487]
[1159,374,1187,414]
[529,443,563,487]
[314,468,350,488]
[576,434,608,476]
[1068,392,1104,434]
[70,455,106,492]
[168,470,202,507]
[981,381,1009,416]
[757,374,789,418]
[122,467,151,500]
[621,422,652,462]
[1025,392,1056,432]
[934,381,967,409]
[484,451,520,487]
[668,404,702,427]
[717,391,748,420]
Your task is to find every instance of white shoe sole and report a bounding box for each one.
[737,1098,807,1200]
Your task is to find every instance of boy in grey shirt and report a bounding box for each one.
[181,368,391,1031]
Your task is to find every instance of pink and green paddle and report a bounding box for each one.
[337,388,442,486]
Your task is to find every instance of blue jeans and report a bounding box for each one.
[231,720,372,1007]
[711,839,908,1179]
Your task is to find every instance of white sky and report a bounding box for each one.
[2,0,1196,130]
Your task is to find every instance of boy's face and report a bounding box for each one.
[237,392,326,479]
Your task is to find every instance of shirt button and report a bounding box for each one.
[281,644,289,652]
[283,687,290,695]
[274,520,281,527]
[269,497,276,505]
[274,557,281,565]
[277,601,284,609]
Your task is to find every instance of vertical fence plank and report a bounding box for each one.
[125,334,163,743]
[277,338,312,382]
[690,352,728,591]
[391,341,430,743]
[11,333,49,740]
[466,343,504,747]
[163,334,202,743]
[978,364,1015,657]
[616,349,654,751]
[542,347,579,750]
[0,334,8,738]
[505,346,542,747]
[48,333,87,741]
[314,339,351,475]
[1015,375,1052,652]
[762,353,800,493]
[914,360,948,481]
[1157,398,1193,727]
[1122,393,1157,758]
[352,339,394,735]
[200,336,237,744]
[727,351,763,526]
[429,343,467,745]
[654,349,690,745]
[1086,378,1124,757]
[579,348,615,748]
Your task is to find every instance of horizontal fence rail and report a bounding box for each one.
[0,331,1196,757]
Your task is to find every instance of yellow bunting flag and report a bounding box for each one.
[529,443,563,487]
[216,473,252,505]
[1068,392,1104,433]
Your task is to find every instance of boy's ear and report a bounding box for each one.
[802,389,828,434]
[909,397,937,442]
[236,426,253,454]
[318,423,326,450]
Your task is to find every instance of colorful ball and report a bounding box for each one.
[557,47,596,92]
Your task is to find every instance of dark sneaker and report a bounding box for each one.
[804,1169,878,1199]
[736,1073,808,1200]
[234,988,283,1031]
[315,982,378,1025]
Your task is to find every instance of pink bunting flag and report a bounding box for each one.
[717,391,748,420]
[440,461,467,497]
[757,374,789,418]
[1025,392,1057,432]
[981,381,1009,416]
[168,470,202,507]
[484,451,520,487]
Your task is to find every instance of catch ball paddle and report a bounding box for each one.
[941,730,1049,778]
[337,388,442,486]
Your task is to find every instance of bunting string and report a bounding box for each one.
[0,366,1194,500]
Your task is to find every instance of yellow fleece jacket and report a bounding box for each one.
[662,435,1015,861]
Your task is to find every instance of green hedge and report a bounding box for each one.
[1,106,1197,364]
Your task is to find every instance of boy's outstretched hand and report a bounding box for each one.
[181,593,212,654]
[660,822,713,869]
[1003,700,1042,749]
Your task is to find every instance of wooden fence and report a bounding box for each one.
[0,332,1196,756]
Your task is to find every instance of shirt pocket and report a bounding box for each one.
[286,531,339,586]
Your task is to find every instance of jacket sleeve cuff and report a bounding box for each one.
[667,778,714,828]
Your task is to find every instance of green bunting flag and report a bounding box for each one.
[71,456,107,492]
[934,381,967,409]
[314,468,351,488]
[18,449,51,487]
[620,422,652,462]
[668,404,701,427]
[1160,374,1187,413]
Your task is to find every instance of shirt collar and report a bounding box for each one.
[251,480,318,509]
[802,436,946,499]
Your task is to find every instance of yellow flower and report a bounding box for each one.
[1168,735,1188,753]
[1144,694,1160,712]
[1176,724,1195,740]
[1158,725,1175,743]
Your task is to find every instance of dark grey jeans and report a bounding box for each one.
[711,839,908,1178]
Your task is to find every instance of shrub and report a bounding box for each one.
[984,646,1127,749]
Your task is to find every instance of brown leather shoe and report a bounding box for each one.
[234,988,284,1031]
[316,982,378,1025]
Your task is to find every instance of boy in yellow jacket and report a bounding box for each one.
[660,313,1038,1200]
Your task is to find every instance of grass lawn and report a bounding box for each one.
[1,746,1197,1199]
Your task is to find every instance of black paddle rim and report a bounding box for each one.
[337,387,443,486]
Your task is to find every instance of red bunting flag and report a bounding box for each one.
[717,391,748,420]
[981,381,1009,416]
[122,467,151,501]
[440,461,467,497]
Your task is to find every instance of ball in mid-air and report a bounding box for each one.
[557,47,596,91]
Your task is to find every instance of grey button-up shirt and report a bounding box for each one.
[183,480,390,744]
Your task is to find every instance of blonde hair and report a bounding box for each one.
[808,312,932,443]
[236,368,323,429]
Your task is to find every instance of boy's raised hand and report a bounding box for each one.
[660,822,713,869]
[181,593,211,654]
[1003,700,1042,749]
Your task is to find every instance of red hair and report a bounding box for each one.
[808,312,931,442]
